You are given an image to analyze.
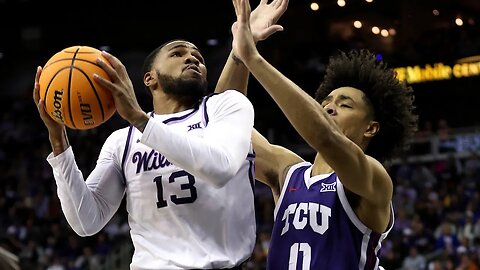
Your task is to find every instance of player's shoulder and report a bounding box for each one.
[204,90,252,109]
[104,125,132,146]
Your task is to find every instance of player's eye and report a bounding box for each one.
[192,53,205,64]
[170,52,181,57]
[340,104,352,108]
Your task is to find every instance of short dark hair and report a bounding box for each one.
[142,39,190,76]
[314,49,418,162]
[141,39,190,96]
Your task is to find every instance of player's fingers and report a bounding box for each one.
[271,0,281,8]
[93,73,116,94]
[96,56,118,83]
[278,0,289,12]
[243,0,251,20]
[36,99,50,122]
[101,51,129,80]
[102,51,127,72]
[232,0,240,16]
[257,25,284,40]
[33,66,42,103]
[237,0,247,22]
[259,0,268,6]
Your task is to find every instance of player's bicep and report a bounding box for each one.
[252,129,303,196]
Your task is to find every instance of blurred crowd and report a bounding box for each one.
[1,91,480,270]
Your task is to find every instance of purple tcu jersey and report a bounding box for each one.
[267,162,394,270]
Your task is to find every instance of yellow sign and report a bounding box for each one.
[394,56,480,84]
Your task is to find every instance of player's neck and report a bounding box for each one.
[312,153,334,176]
[152,92,195,115]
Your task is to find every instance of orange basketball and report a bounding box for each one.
[39,46,116,130]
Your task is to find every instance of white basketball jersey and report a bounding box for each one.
[117,94,256,269]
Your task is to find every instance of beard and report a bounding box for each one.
[156,71,208,105]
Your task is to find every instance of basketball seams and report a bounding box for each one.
[40,46,115,130]
[44,58,104,70]
[73,66,106,122]
[67,49,78,129]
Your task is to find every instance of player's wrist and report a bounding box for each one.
[49,128,69,156]
[131,111,149,132]
[231,52,245,66]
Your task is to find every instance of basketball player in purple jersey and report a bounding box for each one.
[32,1,289,269]
[216,0,418,269]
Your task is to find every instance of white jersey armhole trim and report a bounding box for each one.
[273,161,312,220]
[336,178,371,234]
[336,178,395,236]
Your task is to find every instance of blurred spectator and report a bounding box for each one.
[402,246,427,270]
[435,222,460,255]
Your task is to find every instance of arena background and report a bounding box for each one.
[1,0,480,269]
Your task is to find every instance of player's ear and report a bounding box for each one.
[144,71,156,87]
[364,121,379,138]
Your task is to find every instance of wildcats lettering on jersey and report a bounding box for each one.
[132,149,173,174]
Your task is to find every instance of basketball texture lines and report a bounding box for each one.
[39,46,116,130]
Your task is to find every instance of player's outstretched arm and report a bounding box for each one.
[232,0,393,214]
[215,0,288,95]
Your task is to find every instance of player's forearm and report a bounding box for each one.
[214,51,250,95]
[140,119,251,188]
[245,55,337,150]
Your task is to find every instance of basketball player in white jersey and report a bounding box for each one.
[214,0,418,269]
[32,1,289,269]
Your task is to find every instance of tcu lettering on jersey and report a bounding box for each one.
[280,202,331,235]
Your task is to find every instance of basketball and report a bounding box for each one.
[39,45,116,130]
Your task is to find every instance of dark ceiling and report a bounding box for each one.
[1,0,478,58]
[1,0,479,129]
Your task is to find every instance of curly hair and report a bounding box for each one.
[315,49,418,162]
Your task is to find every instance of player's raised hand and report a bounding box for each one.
[33,66,69,155]
[249,0,288,42]
[94,51,148,127]
[33,66,64,133]
[232,0,258,65]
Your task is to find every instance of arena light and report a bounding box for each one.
[381,29,389,37]
[353,20,362,28]
[337,0,346,7]
[455,17,464,26]
[207,39,219,46]
[310,2,319,11]
[371,26,380,34]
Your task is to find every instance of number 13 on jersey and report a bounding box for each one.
[153,170,197,208]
